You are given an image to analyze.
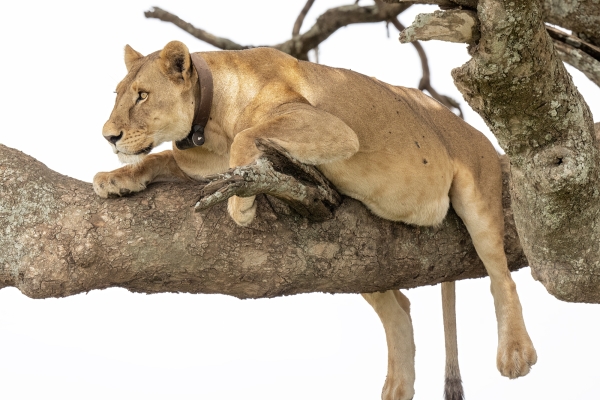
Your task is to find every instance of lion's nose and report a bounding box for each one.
[105,131,123,145]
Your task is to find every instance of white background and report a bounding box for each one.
[1,1,599,399]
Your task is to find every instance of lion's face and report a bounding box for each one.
[103,42,197,163]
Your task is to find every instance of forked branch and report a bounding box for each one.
[145,2,411,60]
[396,7,600,89]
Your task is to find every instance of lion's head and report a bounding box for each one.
[103,41,198,163]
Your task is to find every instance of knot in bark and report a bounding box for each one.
[529,145,590,192]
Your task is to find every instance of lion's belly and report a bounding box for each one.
[317,150,454,227]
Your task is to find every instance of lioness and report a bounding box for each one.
[94,41,537,400]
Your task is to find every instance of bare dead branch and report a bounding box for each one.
[276,3,413,59]
[389,17,463,117]
[196,139,342,221]
[399,9,479,45]
[144,7,249,51]
[145,4,411,60]
[543,0,600,48]
[546,25,600,63]
[546,25,600,86]
[554,41,600,88]
[293,0,316,37]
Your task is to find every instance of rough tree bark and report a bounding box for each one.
[383,0,600,85]
[398,0,600,302]
[542,0,600,47]
[453,0,600,303]
[0,144,526,299]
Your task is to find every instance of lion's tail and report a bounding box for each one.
[442,281,465,400]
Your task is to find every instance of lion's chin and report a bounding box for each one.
[117,152,147,165]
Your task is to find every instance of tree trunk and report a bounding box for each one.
[0,144,526,300]
[451,0,600,302]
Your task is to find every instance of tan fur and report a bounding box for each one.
[94,42,537,400]
[363,291,415,400]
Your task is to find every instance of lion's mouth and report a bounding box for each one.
[133,145,154,155]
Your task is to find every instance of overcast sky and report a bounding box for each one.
[1,1,599,399]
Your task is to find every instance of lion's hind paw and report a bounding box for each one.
[497,334,537,379]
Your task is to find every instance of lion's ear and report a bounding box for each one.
[159,41,192,84]
[124,45,144,72]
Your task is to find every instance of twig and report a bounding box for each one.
[145,7,249,50]
[293,0,316,37]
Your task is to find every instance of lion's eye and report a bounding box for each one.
[137,92,148,103]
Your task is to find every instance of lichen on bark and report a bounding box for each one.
[542,0,600,47]
[452,0,600,302]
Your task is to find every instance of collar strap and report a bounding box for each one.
[175,53,213,150]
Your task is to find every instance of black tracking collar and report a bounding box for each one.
[175,53,213,150]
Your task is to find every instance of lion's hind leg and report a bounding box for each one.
[449,164,537,379]
[362,290,415,400]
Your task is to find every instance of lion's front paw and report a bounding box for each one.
[93,171,148,198]
[227,195,257,226]
[497,332,537,379]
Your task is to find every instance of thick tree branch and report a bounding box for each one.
[546,25,600,62]
[543,0,600,48]
[547,25,600,87]
[554,41,600,88]
[0,144,526,300]
[398,9,479,44]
